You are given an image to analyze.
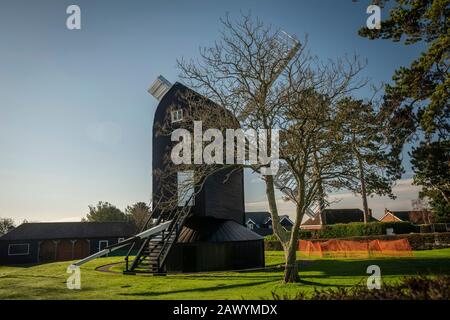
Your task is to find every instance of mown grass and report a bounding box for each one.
[0,249,449,300]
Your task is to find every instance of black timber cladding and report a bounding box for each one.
[0,222,136,240]
[150,82,264,273]
[152,82,245,224]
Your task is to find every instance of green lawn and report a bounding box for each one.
[0,249,449,300]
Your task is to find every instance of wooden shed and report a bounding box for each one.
[0,222,136,265]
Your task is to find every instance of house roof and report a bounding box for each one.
[384,210,432,224]
[177,217,263,243]
[0,222,137,241]
[301,214,321,226]
[302,208,373,226]
[387,211,411,221]
[244,212,290,226]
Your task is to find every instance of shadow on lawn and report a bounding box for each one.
[290,257,450,277]
[0,274,63,280]
[119,279,276,298]
[158,256,450,283]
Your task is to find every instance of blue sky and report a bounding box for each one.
[0,1,425,222]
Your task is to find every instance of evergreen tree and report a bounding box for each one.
[359,0,449,217]
[336,97,403,222]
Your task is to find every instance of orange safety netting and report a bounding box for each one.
[298,238,413,258]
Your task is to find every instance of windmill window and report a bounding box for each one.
[171,109,183,123]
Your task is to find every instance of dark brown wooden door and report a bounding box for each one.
[73,240,90,260]
[56,240,73,261]
[39,240,56,262]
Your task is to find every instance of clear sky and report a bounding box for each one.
[0,0,425,223]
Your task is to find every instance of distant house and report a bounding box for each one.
[379,209,433,224]
[301,208,375,230]
[0,222,136,265]
[245,212,294,236]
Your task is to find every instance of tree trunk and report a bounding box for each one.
[283,192,306,283]
[314,152,326,213]
[357,154,369,223]
[264,176,299,282]
[283,241,299,283]
[264,176,289,243]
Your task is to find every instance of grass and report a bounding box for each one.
[0,249,449,300]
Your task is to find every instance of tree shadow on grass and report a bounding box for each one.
[260,257,450,277]
[0,274,63,280]
[172,273,283,281]
[317,257,448,276]
[297,278,357,288]
[119,279,276,298]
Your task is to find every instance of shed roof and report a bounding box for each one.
[178,217,263,243]
[0,222,136,241]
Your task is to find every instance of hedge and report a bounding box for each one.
[418,223,448,233]
[264,232,450,251]
[314,221,419,239]
[264,221,420,241]
[265,230,313,241]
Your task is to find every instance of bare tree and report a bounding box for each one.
[177,14,367,283]
[178,13,302,257]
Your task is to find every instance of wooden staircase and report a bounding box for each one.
[123,201,191,275]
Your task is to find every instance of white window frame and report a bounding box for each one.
[171,109,183,123]
[8,243,30,256]
[98,240,109,251]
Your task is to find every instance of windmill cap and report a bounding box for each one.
[148,75,172,101]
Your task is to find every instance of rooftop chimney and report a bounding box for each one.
[148,75,172,101]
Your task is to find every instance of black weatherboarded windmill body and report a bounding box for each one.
[140,77,265,273]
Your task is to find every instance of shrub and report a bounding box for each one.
[419,224,433,233]
[433,223,448,232]
[264,234,277,241]
[272,276,450,300]
[418,223,448,233]
[264,230,314,241]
